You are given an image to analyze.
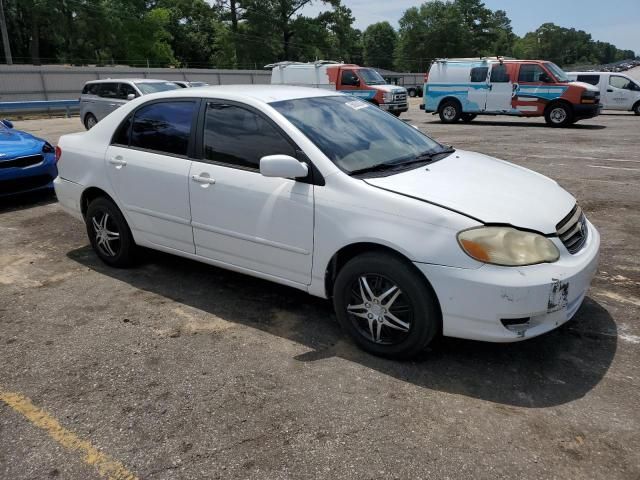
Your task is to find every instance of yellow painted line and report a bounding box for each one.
[0,389,138,480]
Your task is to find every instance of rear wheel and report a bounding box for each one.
[333,252,440,358]
[84,113,97,130]
[408,88,417,98]
[438,100,462,123]
[461,113,477,123]
[85,197,137,267]
[544,103,573,127]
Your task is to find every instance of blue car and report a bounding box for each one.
[0,119,58,197]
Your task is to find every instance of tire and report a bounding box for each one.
[391,111,401,117]
[408,88,417,98]
[633,102,640,116]
[544,103,573,127]
[333,252,440,359]
[461,113,477,123]
[438,100,462,123]
[85,197,137,267]
[84,113,98,130]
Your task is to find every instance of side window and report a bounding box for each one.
[577,75,600,86]
[98,83,119,98]
[112,115,132,146]
[518,64,547,83]
[82,84,99,95]
[470,67,488,82]
[130,101,197,156]
[609,76,631,90]
[341,69,359,86]
[203,103,296,170]
[119,83,137,99]
[490,64,510,83]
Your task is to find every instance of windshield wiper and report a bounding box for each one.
[349,147,456,176]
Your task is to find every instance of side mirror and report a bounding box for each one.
[1,119,13,129]
[260,155,308,179]
[126,93,136,101]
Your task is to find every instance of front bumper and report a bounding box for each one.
[0,153,57,197]
[415,220,600,342]
[574,103,602,120]
[380,102,408,113]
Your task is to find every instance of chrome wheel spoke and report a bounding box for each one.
[378,285,398,304]
[101,237,116,256]
[359,276,375,303]
[92,211,119,257]
[105,229,120,240]
[92,217,101,231]
[383,311,410,331]
[383,288,402,309]
[375,319,383,342]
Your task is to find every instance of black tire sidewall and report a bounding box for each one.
[84,114,97,130]
[545,103,573,127]
[634,102,640,116]
[439,100,461,123]
[85,197,136,267]
[333,253,439,358]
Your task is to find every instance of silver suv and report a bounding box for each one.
[79,79,180,129]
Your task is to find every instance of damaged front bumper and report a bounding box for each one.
[414,220,600,342]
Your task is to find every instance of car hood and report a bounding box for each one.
[570,81,599,92]
[370,85,407,94]
[364,150,575,234]
[0,128,44,159]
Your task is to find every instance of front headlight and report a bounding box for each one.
[383,92,393,102]
[457,227,560,266]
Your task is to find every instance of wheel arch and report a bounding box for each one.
[544,98,574,114]
[437,96,462,111]
[80,186,117,218]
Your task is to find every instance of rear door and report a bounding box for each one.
[105,99,199,253]
[188,101,314,285]
[484,63,513,112]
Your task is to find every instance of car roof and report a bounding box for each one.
[139,84,341,103]
[85,78,173,84]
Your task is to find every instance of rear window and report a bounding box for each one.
[134,82,181,95]
[576,75,600,86]
[130,101,197,156]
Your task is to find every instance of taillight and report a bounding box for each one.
[55,146,62,163]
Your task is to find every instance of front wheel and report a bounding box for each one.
[391,111,401,117]
[438,100,462,123]
[84,113,97,130]
[633,102,640,116]
[408,88,417,98]
[544,103,573,127]
[333,252,440,358]
[85,197,137,267]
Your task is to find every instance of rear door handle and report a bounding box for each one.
[191,174,216,185]
[109,156,127,167]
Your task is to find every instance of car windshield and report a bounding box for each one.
[358,68,386,85]
[134,82,181,94]
[271,95,447,174]
[545,63,570,83]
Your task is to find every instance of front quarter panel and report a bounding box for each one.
[309,172,483,297]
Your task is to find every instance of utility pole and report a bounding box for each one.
[0,0,12,65]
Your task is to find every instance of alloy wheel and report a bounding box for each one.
[91,211,121,257]
[346,274,412,345]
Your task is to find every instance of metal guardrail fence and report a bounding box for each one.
[0,99,79,117]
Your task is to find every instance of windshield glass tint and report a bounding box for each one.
[271,96,443,174]
[358,68,386,85]
[135,82,181,94]
[545,63,570,82]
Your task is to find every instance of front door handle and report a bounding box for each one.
[108,156,127,167]
[191,174,216,185]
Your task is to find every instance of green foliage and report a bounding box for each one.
[0,0,634,70]
[362,22,397,69]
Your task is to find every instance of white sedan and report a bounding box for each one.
[54,86,599,358]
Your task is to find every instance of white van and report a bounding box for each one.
[567,72,640,115]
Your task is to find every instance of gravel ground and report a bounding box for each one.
[1,100,639,479]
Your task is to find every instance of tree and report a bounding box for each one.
[362,22,396,69]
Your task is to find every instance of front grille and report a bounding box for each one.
[394,93,407,103]
[0,174,52,195]
[0,154,44,169]
[556,204,588,254]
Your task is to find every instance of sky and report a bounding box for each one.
[302,0,640,53]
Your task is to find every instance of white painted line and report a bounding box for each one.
[588,165,640,172]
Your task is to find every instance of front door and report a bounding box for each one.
[605,75,638,110]
[105,99,199,253]
[484,63,513,112]
[189,102,314,285]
